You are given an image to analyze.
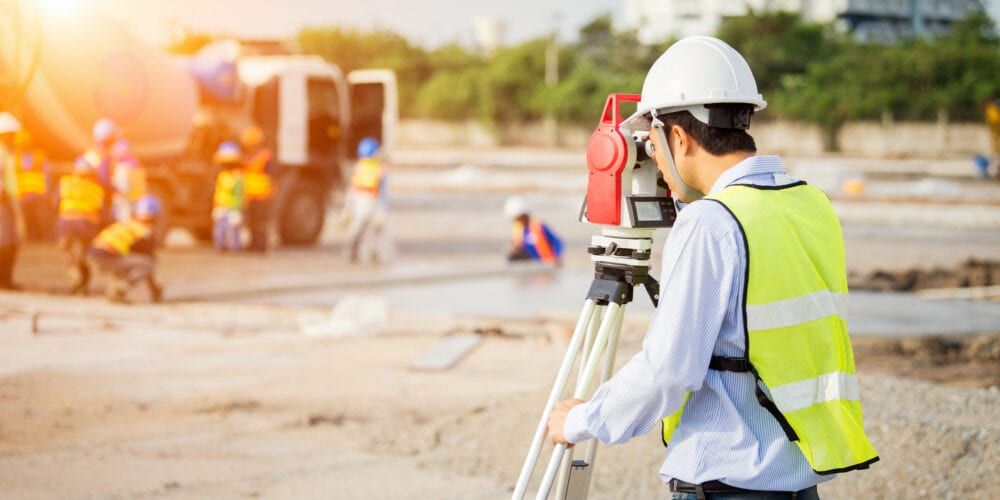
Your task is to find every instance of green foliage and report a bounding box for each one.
[289,10,999,141]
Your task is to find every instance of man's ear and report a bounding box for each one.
[670,124,692,156]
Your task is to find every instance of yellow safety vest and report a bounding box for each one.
[661,182,879,475]
[59,174,105,222]
[244,149,274,200]
[214,169,244,209]
[14,151,47,197]
[350,158,383,194]
[115,162,148,202]
[93,219,150,255]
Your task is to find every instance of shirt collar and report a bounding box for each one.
[708,155,787,195]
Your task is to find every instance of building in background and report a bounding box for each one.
[623,0,993,44]
[473,17,506,54]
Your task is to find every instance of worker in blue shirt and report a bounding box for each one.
[545,37,877,499]
[503,196,563,265]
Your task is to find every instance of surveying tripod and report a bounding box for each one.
[512,228,659,500]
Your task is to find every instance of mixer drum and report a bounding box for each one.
[2,7,198,162]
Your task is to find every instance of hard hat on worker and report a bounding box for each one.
[357,137,380,158]
[621,36,766,132]
[93,118,120,144]
[213,141,243,165]
[134,195,162,221]
[240,125,264,148]
[0,112,21,135]
[503,196,530,219]
[111,139,133,162]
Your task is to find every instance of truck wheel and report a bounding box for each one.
[279,182,326,246]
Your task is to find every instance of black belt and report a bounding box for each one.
[669,479,814,499]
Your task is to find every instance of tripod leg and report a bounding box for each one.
[554,305,605,498]
[512,299,599,500]
[536,302,622,500]
[579,305,626,498]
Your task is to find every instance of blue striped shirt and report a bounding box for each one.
[563,155,832,491]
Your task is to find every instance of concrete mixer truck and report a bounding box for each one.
[0,4,397,245]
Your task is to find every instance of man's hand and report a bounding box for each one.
[547,399,585,447]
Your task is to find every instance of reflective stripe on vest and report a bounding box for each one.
[94,219,150,255]
[214,170,243,209]
[350,158,382,193]
[15,153,46,197]
[245,149,274,200]
[660,182,878,475]
[59,175,105,221]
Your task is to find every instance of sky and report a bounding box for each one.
[90,0,620,48]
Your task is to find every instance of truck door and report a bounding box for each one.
[306,76,342,169]
[347,69,398,160]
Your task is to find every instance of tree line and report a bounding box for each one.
[171,9,1000,148]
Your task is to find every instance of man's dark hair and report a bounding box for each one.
[659,110,756,155]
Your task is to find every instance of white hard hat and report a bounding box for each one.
[92,118,119,143]
[621,36,766,131]
[0,112,22,135]
[503,196,529,219]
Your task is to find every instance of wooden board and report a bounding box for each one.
[409,333,483,371]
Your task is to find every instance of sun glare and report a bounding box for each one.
[33,0,85,18]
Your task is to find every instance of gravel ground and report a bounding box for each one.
[405,373,1000,499]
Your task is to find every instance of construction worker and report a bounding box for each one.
[58,155,107,295]
[341,137,389,263]
[109,139,147,221]
[545,37,877,499]
[503,196,563,265]
[0,112,22,289]
[212,141,245,252]
[88,118,119,185]
[240,125,275,253]
[88,195,163,303]
[11,129,54,241]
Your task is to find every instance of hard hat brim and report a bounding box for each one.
[620,97,768,132]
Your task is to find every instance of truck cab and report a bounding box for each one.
[168,42,397,246]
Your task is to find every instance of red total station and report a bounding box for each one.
[585,93,641,226]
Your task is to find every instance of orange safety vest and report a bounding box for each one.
[244,149,274,200]
[350,158,383,194]
[59,174,105,222]
[14,151,47,198]
[214,169,244,209]
[512,217,557,263]
[93,219,151,255]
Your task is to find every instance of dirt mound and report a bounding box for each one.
[850,259,1000,292]
[853,333,1000,388]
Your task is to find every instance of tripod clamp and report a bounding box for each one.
[585,234,660,308]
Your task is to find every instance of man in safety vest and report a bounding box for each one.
[212,141,245,252]
[545,37,878,499]
[239,125,275,253]
[341,137,390,263]
[58,155,108,295]
[88,195,163,304]
[10,130,53,241]
[109,139,147,221]
[503,196,563,265]
[0,112,22,289]
[987,99,1000,180]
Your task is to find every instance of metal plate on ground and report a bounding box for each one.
[410,333,483,371]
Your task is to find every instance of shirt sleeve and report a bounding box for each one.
[563,200,743,445]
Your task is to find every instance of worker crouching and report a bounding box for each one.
[212,141,245,252]
[88,195,164,304]
[58,155,107,295]
[504,196,563,265]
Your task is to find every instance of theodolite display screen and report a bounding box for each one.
[626,196,677,228]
